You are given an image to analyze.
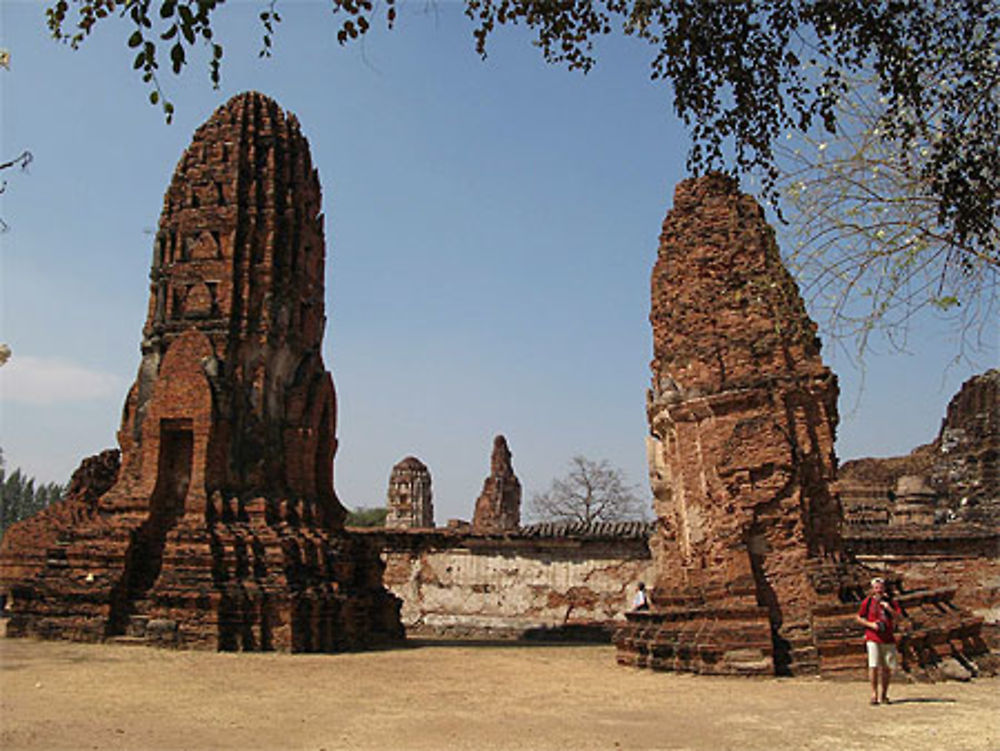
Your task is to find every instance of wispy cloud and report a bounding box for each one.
[0,355,124,405]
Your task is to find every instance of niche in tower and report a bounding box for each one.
[151,418,194,522]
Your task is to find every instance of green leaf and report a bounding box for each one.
[128,30,142,47]
[932,295,960,310]
[170,42,185,73]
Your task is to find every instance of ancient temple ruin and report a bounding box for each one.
[385,457,435,529]
[838,368,1000,652]
[0,92,402,651]
[472,435,522,532]
[354,448,652,638]
[840,369,999,527]
[615,175,995,678]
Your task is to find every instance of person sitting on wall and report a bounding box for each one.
[856,577,902,705]
[632,582,650,611]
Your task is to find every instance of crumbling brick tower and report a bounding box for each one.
[615,175,994,677]
[472,435,522,533]
[3,92,402,650]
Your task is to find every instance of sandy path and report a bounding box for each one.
[1,638,997,750]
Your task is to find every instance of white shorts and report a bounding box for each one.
[866,641,898,670]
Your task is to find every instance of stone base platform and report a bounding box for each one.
[616,585,997,680]
[615,605,775,675]
[5,497,403,652]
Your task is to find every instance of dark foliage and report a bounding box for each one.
[345,506,388,527]
[43,1,1000,333]
[0,449,65,538]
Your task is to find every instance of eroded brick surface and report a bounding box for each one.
[837,370,999,649]
[472,435,522,533]
[0,450,120,592]
[840,368,999,526]
[1,92,401,651]
[615,175,995,679]
[359,522,654,639]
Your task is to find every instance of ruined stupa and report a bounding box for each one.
[840,368,1000,526]
[472,435,521,532]
[1,92,403,650]
[615,175,994,677]
[385,457,434,529]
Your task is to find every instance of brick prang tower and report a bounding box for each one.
[614,175,996,678]
[385,457,435,529]
[2,92,403,651]
[133,89,337,512]
[472,435,522,533]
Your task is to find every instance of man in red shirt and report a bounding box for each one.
[856,577,902,704]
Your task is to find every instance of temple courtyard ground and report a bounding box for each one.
[1,637,997,750]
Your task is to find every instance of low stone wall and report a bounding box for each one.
[351,523,655,639]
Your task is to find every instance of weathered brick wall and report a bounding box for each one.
[839,368,998,525]
[0,450,119,591]
[893,559,1000,642]
[836,368,1000,649]
[845,526,1000,642]
[358,525,654,638]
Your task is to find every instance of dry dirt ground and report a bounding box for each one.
[1,637,998,751]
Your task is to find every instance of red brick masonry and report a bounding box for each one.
[0,93,402,650]
[615,175,995,679]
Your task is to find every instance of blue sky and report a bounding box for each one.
[1,1,996,522]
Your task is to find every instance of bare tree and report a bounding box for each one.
[774,53,999,359]
[0,152,33,234]
[530,456,646,525]
[1,49,33,232]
